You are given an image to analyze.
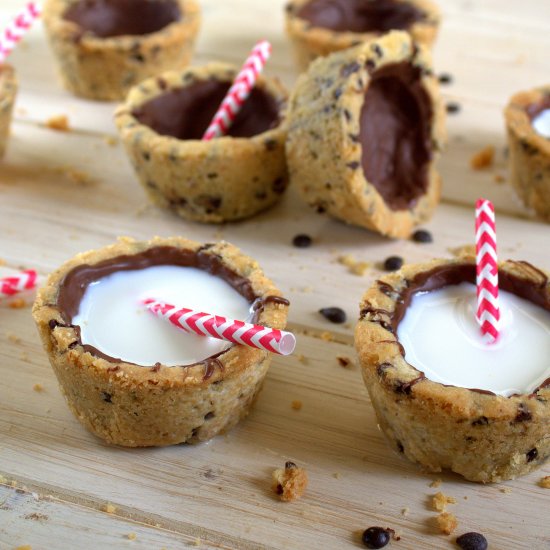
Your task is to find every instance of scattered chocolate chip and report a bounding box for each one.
[456,532,488,550]
[515,404,532,422]
[292,234,313,248]
[337,356,351,368]
[204,411,215,420]
[446,102,461,114]
[319,307,346,324]
[396,441,404,453]
[412,229,433,243]
[365,59,376,73]
[362,527,391,549]
[438,72,453,85]
[100,392,112,404]
[285,461,297,469]
[527,448,538,462]
[383,256,404,271]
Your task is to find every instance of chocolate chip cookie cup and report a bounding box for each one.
[285,0,440,71]
[0,64,17,159]
[355,257,550,482]
[286,31,446,239]
[115,63,289,223]
[42,0,201,101]
[505,86,550,222]
[32,237,290,447]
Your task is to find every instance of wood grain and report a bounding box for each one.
[0,0,549,548]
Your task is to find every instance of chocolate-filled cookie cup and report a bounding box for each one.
[0,64,17,159]
[286,31,446,238]
[32,237,290,447]
[355,257,550,482]
[42,0,200,101]
[505,86,550,222]
[114,63,289,223]
[285,0,440,71]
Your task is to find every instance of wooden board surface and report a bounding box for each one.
[1,1,549,548]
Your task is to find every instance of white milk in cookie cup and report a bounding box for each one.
[32,237,290,447]
[0,64,17,159]
[355,258,550,482]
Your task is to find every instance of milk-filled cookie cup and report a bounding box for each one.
[32,237,290,447]
[115,64,289,223]
[355,257,550,482]
[43,0,201,101]
[0,64,17,159]
[505,86,550,222]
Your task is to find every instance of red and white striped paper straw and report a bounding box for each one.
[0,269,38,297]
[143,298,296,356]
[202,40,272,141]
[0,2,42,64]
[475,198,500,343]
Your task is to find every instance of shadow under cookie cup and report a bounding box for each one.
[355,257,550,482]
[42,0,201,101]
[505,86,550,222]
[285,31,446,239]
[285,0,440,71]
[32,237,290,447]
[114,63,289,224]
[0,64,18,159]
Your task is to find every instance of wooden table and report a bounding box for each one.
[1,1,549,548]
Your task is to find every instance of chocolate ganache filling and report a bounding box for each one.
[133,80,281,140]
[297,0,425,33]
[56,246,288,365]
[372,262,550,394]
[360,62,432,211]
[64,0,181,38]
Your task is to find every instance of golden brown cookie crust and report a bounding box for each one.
[32,236,290,447]
[505,87,550,221]
[285,0,440,71]
[42,0,201,101]
[115,63,289,223]
[286,31,446,239]
[355,257,550,482]
[0,64,17,158]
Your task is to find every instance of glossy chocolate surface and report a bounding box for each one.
[360,62,432,211]
[64,0,181,38]
[133,80,281,140]
[297,0,424,33]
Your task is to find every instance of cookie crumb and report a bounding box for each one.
[448,244,475,259]
[8,298,27,309]
[432,492,457,512]
[127,533,137,540]
[103,135,118,146]
[192,538,201,547]
[45,114,70,132]
[337,356,354,369]
[436,512,458,535]
[470,146,495,170]
[33,384,44,393]
[333,472,341,479]
[272,461,308,502]
[320,331,334,342]
[493,173,506,184]
[6,331,21,344]
[64,168,96,187]
[539,476,550,488]
[291,400,303,411]
[401,507,409,516]
[297,354,309,365]
[429,478,442,488]
[102,503,117,514]
[337,254,369,276]
[499,487,512,494]
[15,546,32,550]
[0,474,7,484]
